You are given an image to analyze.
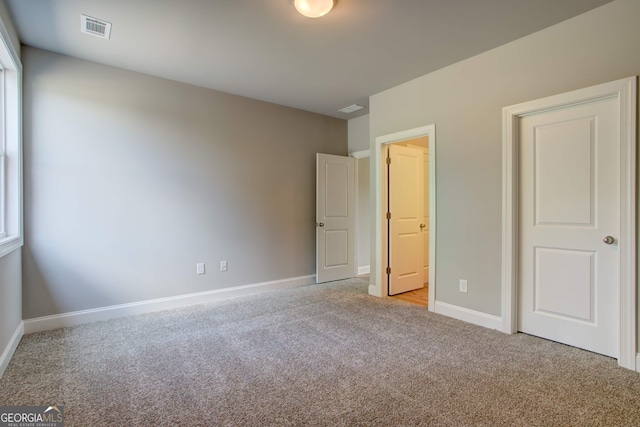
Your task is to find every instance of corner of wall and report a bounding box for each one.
[348,114,370,153]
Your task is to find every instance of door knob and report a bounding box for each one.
[420,224,426,230]
[603,235,615,245]
[316,222,324,227]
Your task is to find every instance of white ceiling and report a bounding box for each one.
[5,0,613,119]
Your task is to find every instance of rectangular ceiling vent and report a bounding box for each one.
[81,14,112,39]
[339,104,365,114]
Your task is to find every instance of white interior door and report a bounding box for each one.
[388,145,424,295]
[519,96,619,357]
[316,153,356,283]
[408,144,430,282]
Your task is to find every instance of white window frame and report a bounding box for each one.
[0,69,5,239]
[0,18,22,259]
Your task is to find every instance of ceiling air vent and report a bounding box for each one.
[80,14,112,39]
[339,104,365,114]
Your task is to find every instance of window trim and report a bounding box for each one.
[0,16,22,259]
[0,69,6,239]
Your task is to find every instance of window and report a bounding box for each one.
[0,22,22,259]
[0,69,5,239]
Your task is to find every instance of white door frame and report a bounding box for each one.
[501,77,637,370]
[369,124,436,309]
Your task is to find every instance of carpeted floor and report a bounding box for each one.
[1,278,640,426]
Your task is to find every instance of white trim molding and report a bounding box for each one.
[0,321,23,379]
[0,13,23,260]
[370,125,436,312]
[434,301,502,331]
[358,265,370,276]
[501,76,637,371]
[350,149,370,159]
[24,275,315,334]
[636,353,640,373]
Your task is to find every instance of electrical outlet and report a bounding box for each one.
[459,279,468,293]
[220,261,228,272]
[196,263,205,275]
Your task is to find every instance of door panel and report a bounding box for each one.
[534,247,594,321]
[325,230,349,267]
[535,118,594,226]
[519,97,619,357]
[316,154,355,283]
[324,162,349,217]
[388,145,423,295]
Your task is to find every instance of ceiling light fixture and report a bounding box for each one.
[294,0,334,18]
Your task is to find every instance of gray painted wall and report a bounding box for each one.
[22,47,346,319]
[348,115,371,273]
[0,0,20,57]
[357,157,370,272]
[0,0,21,372]
[370,0,640,326]
[348,114,369,154]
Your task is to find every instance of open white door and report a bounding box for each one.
[388,145,424,295]
[408,144,430,284]
[316,153,356,283]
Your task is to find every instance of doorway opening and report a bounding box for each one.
[369,125,436,311]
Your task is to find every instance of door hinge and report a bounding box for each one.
[386,267,391,275]
[386,156,391,165]
[386,212,391,220]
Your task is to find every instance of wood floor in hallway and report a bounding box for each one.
[390,284,428,307]
[356,274,428,307]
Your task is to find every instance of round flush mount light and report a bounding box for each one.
[294,0,334,18]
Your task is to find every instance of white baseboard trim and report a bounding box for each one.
[358,265,370,275]
[0,321,23,379]
[24,275,316,334]
[434,301,502,331]
[636,353,640,373]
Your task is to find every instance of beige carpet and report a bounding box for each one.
[1,278,640,426]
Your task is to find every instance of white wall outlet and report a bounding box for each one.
[220,261,228,272]
[459,279,468,293]
[196,263,205,275]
